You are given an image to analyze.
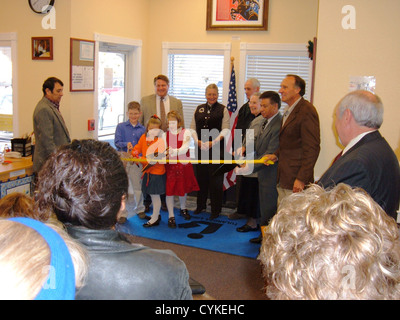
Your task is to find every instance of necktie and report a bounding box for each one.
[160,97,167,131]
[331,151,343,165]
[261,119,269,131]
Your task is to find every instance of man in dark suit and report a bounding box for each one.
[318,90,400,219]
[236,91,282,243]
[33,77,71,174]
[264,75,320,203]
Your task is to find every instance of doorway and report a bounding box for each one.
[95,34,143,147]
[98,50,126,143]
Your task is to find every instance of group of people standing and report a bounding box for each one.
[32,74,400,244]
[113,72,399,246]
[24,72,400,300]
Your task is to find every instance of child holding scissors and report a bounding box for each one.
[131,115,166,227]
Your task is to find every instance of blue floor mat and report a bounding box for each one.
[116,209,261,259]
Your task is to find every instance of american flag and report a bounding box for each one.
[223,62,238,190]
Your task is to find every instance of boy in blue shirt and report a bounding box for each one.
[115,101,146,223]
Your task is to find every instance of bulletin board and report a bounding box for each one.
[70,38,95,92]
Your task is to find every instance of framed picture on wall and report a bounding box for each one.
[32,37,53,60]
[206,0,269,31]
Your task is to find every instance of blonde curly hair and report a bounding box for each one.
[259,183,400,300]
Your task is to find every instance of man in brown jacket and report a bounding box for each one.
[263,75,320,204]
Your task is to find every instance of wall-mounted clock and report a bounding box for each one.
[28,0,55,14]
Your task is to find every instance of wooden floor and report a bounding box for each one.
[124,233,268,300]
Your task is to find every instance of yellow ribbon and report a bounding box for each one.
[121,158,275,165]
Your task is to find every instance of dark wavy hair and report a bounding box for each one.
[35,139,128,229]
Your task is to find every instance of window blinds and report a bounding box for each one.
[167,54,224,128]
[245,54,312,110]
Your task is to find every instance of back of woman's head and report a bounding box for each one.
[0,218,87,300]
[0,220,50,299]
[260,183,400,300]
[35,139,128,229]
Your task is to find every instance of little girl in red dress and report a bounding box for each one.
[164,111,199,228]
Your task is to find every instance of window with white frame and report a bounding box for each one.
[162,42,231,128]
[0,32,17,149]
[239,43,313,110]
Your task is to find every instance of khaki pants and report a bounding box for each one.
[277,185,293,208]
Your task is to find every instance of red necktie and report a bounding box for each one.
[160,98,167,131]
[331,151,343,165]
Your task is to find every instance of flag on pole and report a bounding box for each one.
[223,59,238,191]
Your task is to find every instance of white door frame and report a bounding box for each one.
[94,33,142,139]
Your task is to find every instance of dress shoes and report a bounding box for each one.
[144,204,151,213]
[193,207,205,215]
[210,213,220,220]
[143,215,161,227]
[161,202,168,211]
[180,209,191,220]
[137,211,147,219]
[168,217,177,229]
[249,234,262,244]
[236,224,259,233]
[228,212,244,220]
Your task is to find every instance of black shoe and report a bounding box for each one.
[161,202,168,211]
[180,209,191,220]
[137,212,147,219]
[193,207,205,215]
[168,217,177,228]
[249,234,262,244]
[143,215,161,227]
[144,204,151,213]
[210,213,219,220]
[237,224,259,232]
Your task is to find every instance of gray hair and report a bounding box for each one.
[250,92,262,99]
[246,78,260,89]
[338,90,384,129]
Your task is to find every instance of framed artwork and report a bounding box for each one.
[32,37,53,60]
[206,0,269,31]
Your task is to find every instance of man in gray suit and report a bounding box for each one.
[33,77,71,173]
[236,91,282,243]
[139,74,184,128]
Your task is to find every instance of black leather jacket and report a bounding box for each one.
[67,226,192,300]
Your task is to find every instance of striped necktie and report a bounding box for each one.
[160,97,167,131]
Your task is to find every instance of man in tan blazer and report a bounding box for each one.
[33,77,71,173]
[264,75,320,203]
[139,74,184,212]
[139,75,184,128]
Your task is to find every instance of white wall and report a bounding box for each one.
[314,0,400,178]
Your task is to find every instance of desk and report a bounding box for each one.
[0,156,33,198]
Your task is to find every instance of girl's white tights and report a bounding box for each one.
[166,194,187,218]
[148,194,161,224]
